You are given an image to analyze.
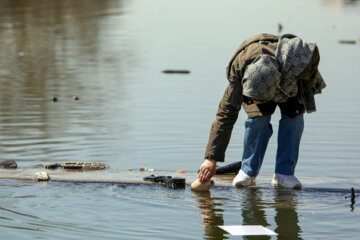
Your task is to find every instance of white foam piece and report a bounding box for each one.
[219,225,277,236]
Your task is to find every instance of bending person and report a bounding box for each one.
[198,33,326,188]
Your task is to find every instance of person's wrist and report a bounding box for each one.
[205,159,216,164]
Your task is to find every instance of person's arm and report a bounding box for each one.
[198,84,241,182]
[204,84,241,162]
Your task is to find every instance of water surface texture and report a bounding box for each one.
[1,0,360,239]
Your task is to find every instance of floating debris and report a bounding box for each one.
[73,96,79,101]
[162,69,190,74]
[139,166,146,171]
[350,187,356,211]
[164,177,185,189]
[176,169,187,173]
[35,172,50,181]
[338,40,357,44]
[143,175,186,189]
[61,162,109,170]
[51,97,58,102]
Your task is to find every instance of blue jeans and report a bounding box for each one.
[241,111,304,177]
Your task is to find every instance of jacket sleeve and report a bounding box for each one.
[204,84,242,162]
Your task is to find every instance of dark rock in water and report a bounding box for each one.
[72,96,79,101]
[61,162,109,170]
[0,160,17,169]
[44,163,61,169]
[162,69,190,74]
[52,97,58,102]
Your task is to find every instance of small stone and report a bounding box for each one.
[139,166,146,171]
[35,172,50,181]
[72,96,79,101]
[0,160,17,169]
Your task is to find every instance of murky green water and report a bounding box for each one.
[1,0,360,239]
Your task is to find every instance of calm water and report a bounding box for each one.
[1,0,360,239]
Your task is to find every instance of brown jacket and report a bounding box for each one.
[204,33,315,162]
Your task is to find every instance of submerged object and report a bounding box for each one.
[162,69,190,74]
[191,179,214,192]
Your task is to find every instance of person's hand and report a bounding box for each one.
[198,159,217,183]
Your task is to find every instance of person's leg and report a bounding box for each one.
[275,112,304,175]
[241,115,273,177]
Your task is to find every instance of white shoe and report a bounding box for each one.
[232,170,256,187]
[271,173,302,188]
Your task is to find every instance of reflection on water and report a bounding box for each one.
[192,191,227,240]
[193,188,304,240]
[0,0,136,165]
[273,189,302,240]
[241,189,271,240]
